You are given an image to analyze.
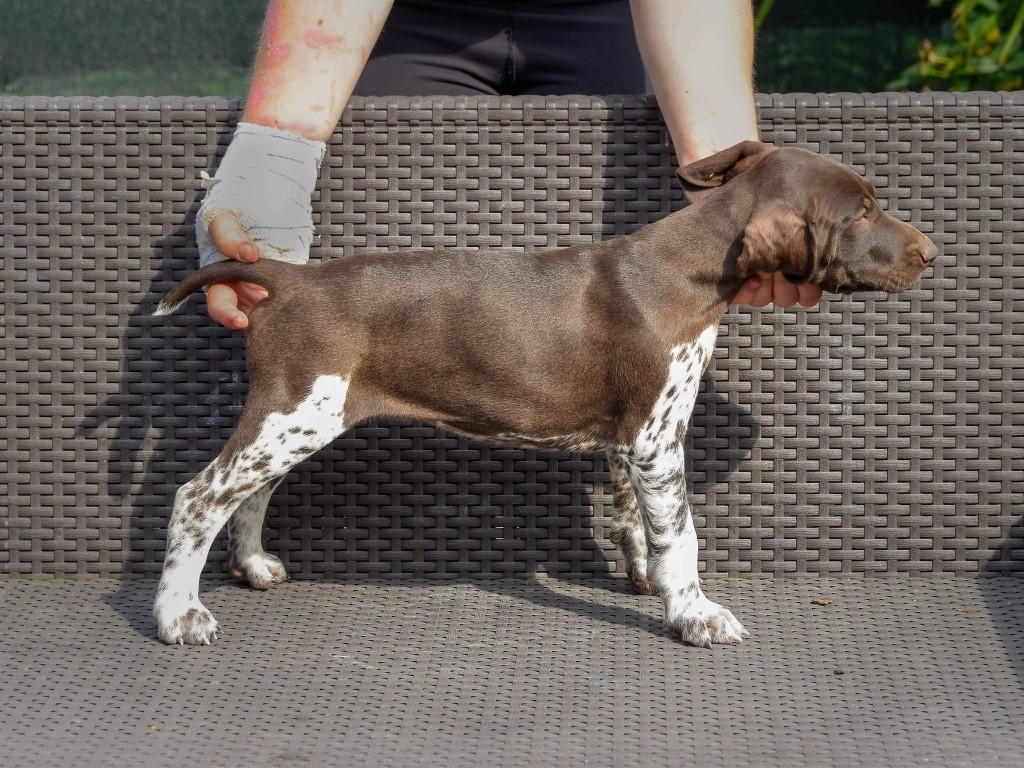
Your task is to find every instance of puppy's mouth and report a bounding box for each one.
[825,268,925,295]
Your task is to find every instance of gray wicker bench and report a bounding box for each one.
[1,94,1022,767]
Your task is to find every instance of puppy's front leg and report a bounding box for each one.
[619,447,747,647]
[621,326,745,647]
[607,451,656,595]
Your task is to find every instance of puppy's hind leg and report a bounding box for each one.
[153,375,351,645]
[607,451,656,595]
[227,477,287,590]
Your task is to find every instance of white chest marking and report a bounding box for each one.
[633,324,718,457]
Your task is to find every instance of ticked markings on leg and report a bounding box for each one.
[618,326,747,646]
[154,375,350,644]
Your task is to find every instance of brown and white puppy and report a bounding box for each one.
[152,142,936,646]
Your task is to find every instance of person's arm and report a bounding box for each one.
[242,0,393,139]
[206,0,394,329]
[629,0,822,309]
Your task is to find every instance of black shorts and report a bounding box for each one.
[352,0,647,96]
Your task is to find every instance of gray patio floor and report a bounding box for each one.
[1,576,1022,767]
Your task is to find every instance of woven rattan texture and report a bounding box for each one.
[1,95,1022,578]
[1,577,1022,767]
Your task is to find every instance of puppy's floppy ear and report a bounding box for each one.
[676,141,776,202]
[736,204,813,282]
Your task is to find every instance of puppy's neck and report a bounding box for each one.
[620,190,753,344]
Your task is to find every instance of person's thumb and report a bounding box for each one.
[209,211,259,263]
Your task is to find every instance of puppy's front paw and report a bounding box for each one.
[229,551,288,590]
[154,595,220,646]
[667,597,748,648]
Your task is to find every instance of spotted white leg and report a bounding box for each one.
[153,375,350,645]
[227,477,287,590]
[607,451,656,595]
[620,446,746,648]
[621,325,747,647]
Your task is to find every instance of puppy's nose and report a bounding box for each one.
[917,241,938,266]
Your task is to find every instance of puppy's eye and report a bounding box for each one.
[859,197,874,218]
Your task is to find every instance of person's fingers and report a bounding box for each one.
[233,281,270,313]
[749,271,775,307]
[796,282,823,308]
[732,274,763,305]
[771,273,801,308]
[732,271,823,309]
[209,211,259,262]
[206,282,249,329]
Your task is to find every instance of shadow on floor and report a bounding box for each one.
[103,573,668,645]
[983,516,1024,693]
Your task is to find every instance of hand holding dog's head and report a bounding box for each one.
[678,143,938,294]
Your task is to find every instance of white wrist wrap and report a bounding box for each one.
[196,122,326,268]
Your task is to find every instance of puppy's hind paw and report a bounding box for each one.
[229,551,288,590]
[667,598,748,648]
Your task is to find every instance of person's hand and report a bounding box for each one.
[733,272,822,308]
[204,212,269,330]
[194,123,326,330]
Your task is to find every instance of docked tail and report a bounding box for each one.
[154,259,299,316]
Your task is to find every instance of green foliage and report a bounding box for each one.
[755,0,779,31]
[890,0,1024,90]
[756,24,926,93]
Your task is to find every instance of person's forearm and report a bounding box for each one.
[629,0,758,165]
[243,0,394,141]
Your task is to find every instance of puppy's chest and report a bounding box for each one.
[628,324,718,450]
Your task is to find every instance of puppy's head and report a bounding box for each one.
[678,142,937,294]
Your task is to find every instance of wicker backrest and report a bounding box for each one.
[1,94,1021,578]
